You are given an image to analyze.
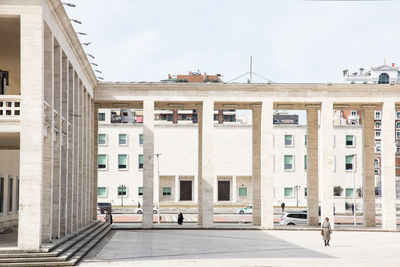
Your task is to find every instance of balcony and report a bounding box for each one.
[0,96,20,121]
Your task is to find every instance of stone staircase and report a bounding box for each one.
[0,221,111,266]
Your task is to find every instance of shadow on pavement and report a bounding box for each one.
[80,230,334,264]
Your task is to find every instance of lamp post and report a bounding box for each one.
[155,153,161,224]
[295,185,300,207]
[119,184,126,207]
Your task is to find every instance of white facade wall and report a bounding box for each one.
[98,117,366,211]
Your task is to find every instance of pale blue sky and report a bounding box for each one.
[66,0,400,83]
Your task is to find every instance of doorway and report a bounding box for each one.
[218,180,230,201]
[180,180,192,201]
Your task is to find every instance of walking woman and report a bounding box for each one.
[321,217,332,246]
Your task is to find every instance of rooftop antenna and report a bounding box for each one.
[249,56,253,84]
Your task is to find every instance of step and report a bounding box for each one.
[0,224,112,267]
[0,222,103,259]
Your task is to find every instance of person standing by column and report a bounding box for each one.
[281,202,285,212]
[321,217,332,246]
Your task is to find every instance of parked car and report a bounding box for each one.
[236,205,252,214]
[279,211,307,225]
[137,205,158,214]
[97,202,112,214]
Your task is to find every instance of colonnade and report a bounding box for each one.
[124,99,398,230]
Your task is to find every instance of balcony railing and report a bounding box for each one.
[0,96,21,121]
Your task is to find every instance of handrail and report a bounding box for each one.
[0,95,21,119]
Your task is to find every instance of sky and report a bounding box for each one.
[66,0,400,83]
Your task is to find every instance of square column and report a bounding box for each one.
[232,176,237,203]
[252,101,274,228]
[320,101,334,227]
[362,108,376,227]
[381,101,396,230]
[18,8,44,249]
[143,100,155,228]
[307,108,319,226]
[174,176,179,202]
[198,100,214,227]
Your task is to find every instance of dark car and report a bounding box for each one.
[98,202,112,214]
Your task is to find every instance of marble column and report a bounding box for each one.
[381,101,396,230]
[320,101,334,228]
[175,176,179,202]
[18,8,44,249]
[252,101,274,228]
[362,108,376,227]
[307,108,319,226]
[232,176,237,203]
[198,100,214,227]
[143,99,155,228]
[66,63,73,234]
[41,24,53,243]
[93,105,99,220]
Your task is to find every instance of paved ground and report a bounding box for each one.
[80,229,400,267]
[98,213,400,225]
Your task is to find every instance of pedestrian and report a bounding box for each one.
[177,212,184,225]
[281,202,285,212]
[351,203,355,215]
[321,217,332,246]
[105,210,113,224]
[138,201,141,208]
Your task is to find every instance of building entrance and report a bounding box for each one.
[218,181,230,201]
[180,181,192,201]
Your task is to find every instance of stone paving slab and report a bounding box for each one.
[80,230,400,267]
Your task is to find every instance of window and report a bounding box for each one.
[8,176,13,212]
[138,154,143,169]
[374,169,380,175]
[162,187,171,196]
[98,154,107,169]
[284,187,294,197]
[397,131,400,140]
[375,121,381,129]
[98,134,107,145]
[284,135,293,146]
[304,135,307,146]
[304,187,307,197]
[119,134,127,145]
[118,154,128,169]
[374,159,380,167]
[239,187,248,197]
[378,73,389,84]
[138,187,143,196]
[375,131,381,139]
[345,155,354,171]
[304,155,307,171]
[118,186,127,196]
[346,135,354,147]
[97,187,107,197]
[351,110,357,116]
[284,155,294,171]
[375,111,381,120]
[397,111,400,120]
[0,177,3,213]
[346,188,354,197]
[139,134,144,145]
[396,122,400,130]
[98,113,105,121]
[375,141,381,153]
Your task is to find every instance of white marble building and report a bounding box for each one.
[97,109,368,214]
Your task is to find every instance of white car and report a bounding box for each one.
[279,211,307,225]
[137,205,158,214]
[236,205,253,214]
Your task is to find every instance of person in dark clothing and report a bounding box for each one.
[281,202,285,212]
[351,204,355,215]
[105,210,113,224]
[177,212,184,225]
[138,202,141,208]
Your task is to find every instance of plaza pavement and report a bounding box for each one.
[79,229,400,267]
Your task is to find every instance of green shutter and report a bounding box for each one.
[119,134,127,144]
[98,155,106,165]
[239,187,247,197]
[346,188,353,197]
[97,187,106,196]
[284,187,293,197]
[118,154,127,165]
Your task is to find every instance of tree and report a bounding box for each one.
[333,185,343,196]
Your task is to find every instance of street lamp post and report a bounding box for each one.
[155,153,161,224]
[119,184,126,207]
[352,155,357,226]
[295,185,300,207]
